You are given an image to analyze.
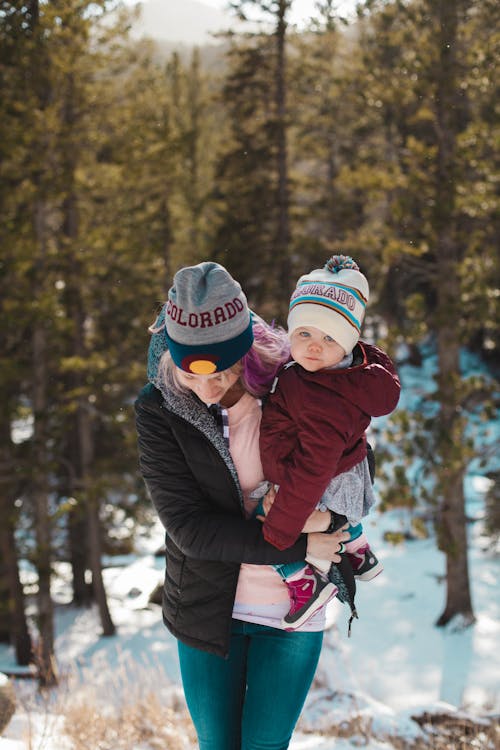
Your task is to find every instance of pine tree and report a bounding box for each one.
[349,0,498,625]
[215,0,293,319]
[0,0,36,667]
[212,34,278,312]
[287,2,360,270]
[0,0,158,671]
[166,49,220,267]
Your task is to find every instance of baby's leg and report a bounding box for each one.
[275,562,338,631]
[304,555,331,575]
[343,522,363,549]
[274,561,307,580]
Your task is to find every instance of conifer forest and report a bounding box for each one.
[0,0,498,685]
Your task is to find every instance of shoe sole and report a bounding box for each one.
[281,583,338,631]
[355,563,384,581]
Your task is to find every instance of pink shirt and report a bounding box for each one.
[227,393,325,631]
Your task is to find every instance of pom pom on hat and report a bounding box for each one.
[325,254,361,273]
[287,254,369,355]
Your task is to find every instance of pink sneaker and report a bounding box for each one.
[346,544,383,581]
[281,566,338,630]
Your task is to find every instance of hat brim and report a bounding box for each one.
[165,319,254,373]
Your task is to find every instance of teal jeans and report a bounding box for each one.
[177,619,323,750]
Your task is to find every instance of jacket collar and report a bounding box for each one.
[156,381,243,506]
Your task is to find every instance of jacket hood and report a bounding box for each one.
[295,342,400,418]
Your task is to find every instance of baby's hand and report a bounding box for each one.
[256,484,277,520]
[262,485,276,515]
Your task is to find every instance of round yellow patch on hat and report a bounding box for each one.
[189,359,218,375]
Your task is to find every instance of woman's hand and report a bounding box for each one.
[306,526,350,564]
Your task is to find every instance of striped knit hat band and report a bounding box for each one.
[287,255,369,355]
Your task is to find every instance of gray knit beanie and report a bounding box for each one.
[163,261,253,373]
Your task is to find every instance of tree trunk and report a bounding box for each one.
[434,335,474,626]
[0,554,10,644]
[187,49,202,257]
[0,412,32,663]
[78,405,116,637]
[32,319,57,687]
[68,508,91,606]
[0,518,32,665]
[326,131,339,239]
[29,0,57,686]
[63,446,90,606]
[62,435,89,606]
[67,279,115,635]
[162,187,172,289]
[88,499,116,637]
[274,0,292,316]
[432,0,474,627]
[60,72,92,609]
[60,69,114,635]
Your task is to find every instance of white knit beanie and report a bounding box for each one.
[287,255,369,355]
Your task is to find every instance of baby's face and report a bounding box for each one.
[289,326,346,372]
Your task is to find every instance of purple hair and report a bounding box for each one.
[240,314,290,397]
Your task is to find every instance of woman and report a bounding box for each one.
[135,261,349,750]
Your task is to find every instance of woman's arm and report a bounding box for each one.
[259,487,331,534]
[135,387,311,566]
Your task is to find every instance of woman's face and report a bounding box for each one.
[176,366,242,406]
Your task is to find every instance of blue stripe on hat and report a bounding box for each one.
[289,297,365,331]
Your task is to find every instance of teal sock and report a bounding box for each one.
[347,523,363,541]
[274,561,306,580]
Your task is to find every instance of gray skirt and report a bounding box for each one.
[317,456,375,526]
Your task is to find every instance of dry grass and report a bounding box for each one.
[298,681,499,750]
[12,659,197,750]
[300,710,500,750]
[0,678,16,734]
[57,659,198,750]
[11,660,499,750]
[406,711,500,750]
[62,693,196,750]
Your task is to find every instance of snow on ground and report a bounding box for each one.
[1,501,498,750]
[1,350,498,748]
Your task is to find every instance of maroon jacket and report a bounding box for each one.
[260,342,401,550]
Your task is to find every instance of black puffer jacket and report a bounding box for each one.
[135,383,309,657]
